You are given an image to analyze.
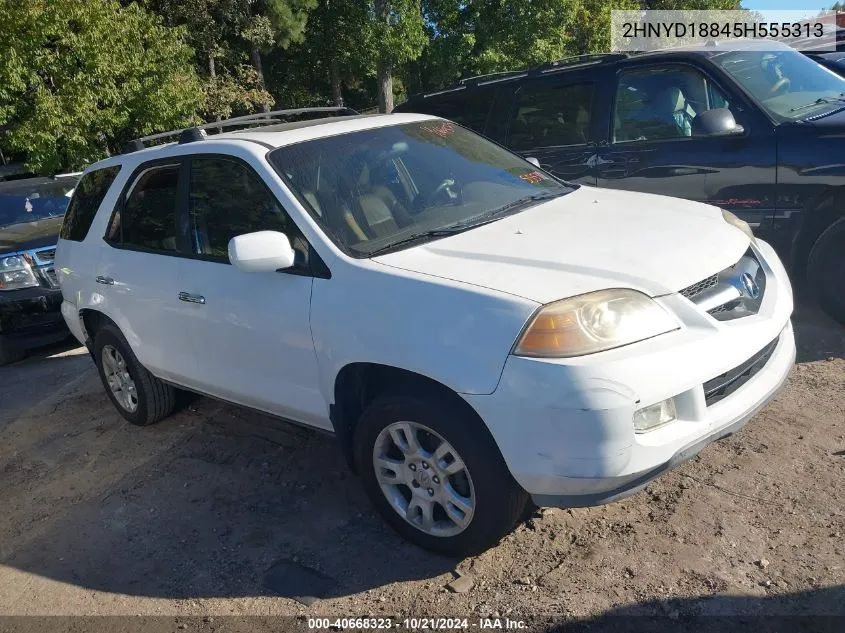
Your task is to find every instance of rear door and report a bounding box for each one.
[96,159,198,382]
[595,60,777,230]
[499,71,602,185]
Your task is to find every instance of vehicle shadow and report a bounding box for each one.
[0,387,457,602]
[544,584,845,632]
[791,299,845,363]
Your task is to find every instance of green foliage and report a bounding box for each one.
[0,0,204,173]
[0,0,758,172]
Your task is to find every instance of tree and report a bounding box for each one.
[241,0,317,111]
[0,0,204,173]
[366,0,426,112]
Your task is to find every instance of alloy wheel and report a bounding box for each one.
[372,421,476,537]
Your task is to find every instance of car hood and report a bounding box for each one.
[0,216,63,254]
[373,186,750,304]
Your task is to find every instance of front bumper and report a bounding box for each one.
[464,240,795,507]
[0,285,67,351]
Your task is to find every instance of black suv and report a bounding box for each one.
[0,173,79,364]
[395,41,845,323]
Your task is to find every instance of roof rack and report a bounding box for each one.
[458,70,529,87]
[123,106,359,153]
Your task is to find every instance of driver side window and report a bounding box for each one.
[614,66,733,143]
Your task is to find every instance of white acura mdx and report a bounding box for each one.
[56,111,794,555]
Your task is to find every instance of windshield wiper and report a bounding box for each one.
[789,94,845,113]
[366,191,564,257]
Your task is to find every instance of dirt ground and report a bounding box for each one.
[0,299,843,629]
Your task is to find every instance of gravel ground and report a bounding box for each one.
[0,301,843,630]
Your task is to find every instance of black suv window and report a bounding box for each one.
[60,167,120,241]
[115,164,180,252]
[614,66,732,143]
[406,91,493,134]
[508,83,594,150]
[188,157,302,262]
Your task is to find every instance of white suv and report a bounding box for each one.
[56,110,795,556]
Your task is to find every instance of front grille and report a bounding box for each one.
[703,336,779,406]
[679,249,766,321]
[35,247,56,263]
[680,274,718,300]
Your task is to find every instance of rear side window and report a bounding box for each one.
[403,91,494,134]
[508,83,594,150]
[112,164,180,253]
[60,166,120,241]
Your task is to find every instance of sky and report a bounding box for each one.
[742,0,831,11]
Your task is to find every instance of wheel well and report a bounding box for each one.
[792,192,845,285]
[79,309,116,351]
[331,363,484,472]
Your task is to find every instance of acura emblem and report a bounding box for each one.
[740,272,760,299]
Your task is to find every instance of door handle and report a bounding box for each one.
[178,292,206,305]
[95,275,114,285]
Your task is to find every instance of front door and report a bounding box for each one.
[176,155,327,428]
[595,61,777,230]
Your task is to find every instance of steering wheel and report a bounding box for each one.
[416,177,464,212]
[770,77,791,97]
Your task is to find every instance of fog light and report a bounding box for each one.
[633,398,677,433]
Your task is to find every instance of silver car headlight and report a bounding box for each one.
[513,289,679,358]
[722,209,756,245]
[0,254,39,291]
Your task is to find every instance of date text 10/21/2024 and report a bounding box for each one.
[307,618,528,630]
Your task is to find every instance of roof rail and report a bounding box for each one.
[123,106,358,154]
[530,53,627,75]
[458,70,529,86]
[411,53,626,101]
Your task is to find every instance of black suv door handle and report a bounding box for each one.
[178,292,206,305]
[95,275,114,285]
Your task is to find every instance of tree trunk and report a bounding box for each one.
[251,45,271,113]
[330,59,344,107]
[377,60,393,114]
[209,54,222,124]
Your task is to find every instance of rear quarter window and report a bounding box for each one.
[60,166,121,241]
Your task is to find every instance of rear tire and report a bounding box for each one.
[807,217,845,324]
[354,390,528,557]
[93,324,175,426]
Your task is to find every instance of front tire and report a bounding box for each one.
[807,217,845,324]
[354,391,528,557]
[93,324,175,426]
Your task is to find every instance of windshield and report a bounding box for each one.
[268,120,574,256]
[0,178,77,229]
[713,49,845,120]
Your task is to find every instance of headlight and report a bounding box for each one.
[0,254,39,291]
[721,209,756,244]
[513,289,679,358]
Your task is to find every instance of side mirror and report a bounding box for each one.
[694,108,744,137]
[525,156,541,168]
[228,230,296,273]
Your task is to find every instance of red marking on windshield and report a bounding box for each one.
[421,121,456,137]
[519,171,546,184]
